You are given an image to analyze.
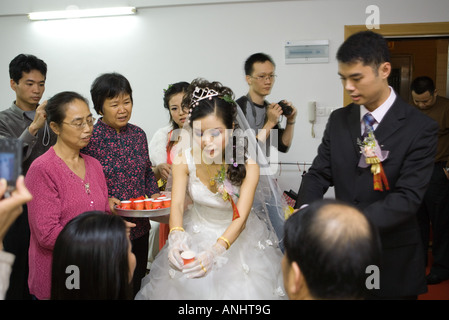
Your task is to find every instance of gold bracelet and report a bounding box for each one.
[169,226,185,234]
[218,236,231,250]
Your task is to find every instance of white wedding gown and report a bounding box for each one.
[135,149,286,300]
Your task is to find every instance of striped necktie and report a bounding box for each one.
[363,113,376,137]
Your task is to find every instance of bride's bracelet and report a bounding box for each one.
[169,226,185,233]
[217,236,231,250]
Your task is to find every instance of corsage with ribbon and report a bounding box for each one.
[214,165,240,220]
[357,131,390,191]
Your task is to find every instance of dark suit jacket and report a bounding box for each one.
[297,95,438,298]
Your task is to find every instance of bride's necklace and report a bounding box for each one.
[203,162,227,194]
[205,163,218,186]
[202,154,223,187]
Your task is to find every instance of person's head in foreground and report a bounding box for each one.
[282,199,381,300]
[51,211,136,300]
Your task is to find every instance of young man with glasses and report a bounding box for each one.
[236,53,297,249]
[0,54,56,300]
[236,52,297,154]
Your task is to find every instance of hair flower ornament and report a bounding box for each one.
[214,165,240,220]
[222,94,235,105]
[357,131,390,191]
[163,84,173,94]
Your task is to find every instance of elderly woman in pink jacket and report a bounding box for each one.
[25,91,117,300]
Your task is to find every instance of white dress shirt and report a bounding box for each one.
[360,87,397,135]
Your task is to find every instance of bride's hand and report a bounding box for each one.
[167,229,191,271]
[182,242,226,278]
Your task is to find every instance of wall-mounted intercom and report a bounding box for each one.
[308,101,316,138]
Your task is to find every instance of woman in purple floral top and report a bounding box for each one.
[82,73,159,296]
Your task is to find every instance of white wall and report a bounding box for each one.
[1,0,448,195]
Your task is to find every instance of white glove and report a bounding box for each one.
[182,242,226,278]
[167,230,191,271]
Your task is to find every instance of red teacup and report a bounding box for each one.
[121,200,132,210]
[181,250,196,265]
[144,198,153,210]
[163,198,171,208]
[133,200,144,210]
[152,199,163,209]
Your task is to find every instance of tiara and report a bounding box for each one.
[190,86,219,107]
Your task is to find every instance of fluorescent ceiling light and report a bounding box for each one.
[28,7,137,21]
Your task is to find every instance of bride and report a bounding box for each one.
[135,79,286,300]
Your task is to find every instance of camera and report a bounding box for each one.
[278,100,293,116]
[0,137,22,193]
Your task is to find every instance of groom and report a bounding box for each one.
[295,31,438,299]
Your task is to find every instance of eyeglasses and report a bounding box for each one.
[250,74,277,82]
[62,117,96,130]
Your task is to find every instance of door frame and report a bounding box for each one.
[389,54,413,103]
[342,22,449,106]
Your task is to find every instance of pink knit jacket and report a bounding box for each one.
[25,147,110,299]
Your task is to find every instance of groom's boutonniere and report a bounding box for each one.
[357,130,390,191]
